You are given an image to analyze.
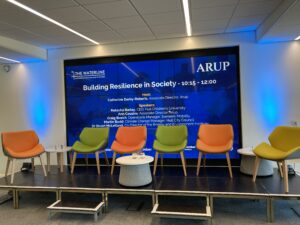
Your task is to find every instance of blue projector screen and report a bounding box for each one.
[64,46,242,159]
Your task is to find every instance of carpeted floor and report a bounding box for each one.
[0,191,299,225]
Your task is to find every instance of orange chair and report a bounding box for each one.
[1,130,47,183]
[196,124,234,178]
[110,126,147,174]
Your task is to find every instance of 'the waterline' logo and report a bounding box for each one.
[197,61,230,73]
[71,70,105,80]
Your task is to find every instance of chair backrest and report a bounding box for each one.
[79,127,109,147]
[115,126,147,146]
[1,130,39,155]
[269,126,300,152]
[155,125,187,146]
[198,124,234,146]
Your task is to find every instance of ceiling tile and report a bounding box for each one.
[117,27,155,41]
[50,34,91,43]
[191,0,238,8]
[192,5,236,21]
[130,0,182,14]
[0,29,48,44]
[43,6,95,23]
[0,1,24,14]
[0,9,55,28]
[67,20,110,33]
[84,1,137,19]
[194,28,224,36]
[143,11,184,26]
[0,22,18,31]
[24,24,77,37]
[87,30,123,43]
[151,23,186,36]
[154,32,186,39]
[276,1,300,26]
[227,15,265,32]
[192,20,228,33]
[76,0,121,5]
[18,0,78,10]
[234,0,281,17]
[103,16,146,29]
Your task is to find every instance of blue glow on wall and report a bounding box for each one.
[255,71,286,131]
[262,91,280,127]
[26,77,50,136]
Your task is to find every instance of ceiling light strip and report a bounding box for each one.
[182,0,192,36]
[6,0,99,45]
[0,56,20,63]
[295,36,300,41]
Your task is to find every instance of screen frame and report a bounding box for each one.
[63,46,243,164]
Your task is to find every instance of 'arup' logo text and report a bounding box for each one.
[197,61,230,73]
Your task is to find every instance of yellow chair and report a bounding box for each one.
[252,126,300,193]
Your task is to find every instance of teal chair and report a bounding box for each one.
[153,125,188,176]
[71,127,109,174]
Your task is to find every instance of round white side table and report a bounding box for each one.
[116,155,154,187]
[45,146,72,173]
[238,147,274,176]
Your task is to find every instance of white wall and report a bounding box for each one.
[0,31,300,173]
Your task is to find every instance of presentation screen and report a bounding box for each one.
[64,46,242,159]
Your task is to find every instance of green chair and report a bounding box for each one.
[252,126,300,193]
[71,127,109,175]
[153,125,188,176]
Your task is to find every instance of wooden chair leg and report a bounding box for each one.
[39,156,47,177]
[85,155,89,165]
[203,154,207,167]
[46,152,50,172]
[110,152,116,175]
[10,159,16,184]
[252,156,261,182]
[153,152,159,175]
[31,158,35,171]
[5,158,11,177]
[282,160,289,193]
[225,152,233,178]
[277,162,283,178]
[71,152,77,174]
[103,151,109,165]
[180,151,187,176]
[196,152,202,176]
[95,152,100,175]
[160,153,163,167]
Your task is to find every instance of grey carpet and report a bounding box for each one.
[0,191,299,225]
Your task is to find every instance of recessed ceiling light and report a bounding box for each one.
[0,56,20,63]
[182,0,192,36]
[6,0,99,45]
[295,36,300,41]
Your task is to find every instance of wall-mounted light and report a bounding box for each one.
[6,0,99,45]
[0,56,20,63]
[182,0,192,36]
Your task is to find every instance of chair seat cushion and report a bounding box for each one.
[196,140,232,153]
[111,141,145,153]
[153,140,186,153]
[72,141,106,153]
[253,142,291,161]
[6,144,44,159]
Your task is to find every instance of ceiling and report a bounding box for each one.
[0,0,299,61]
